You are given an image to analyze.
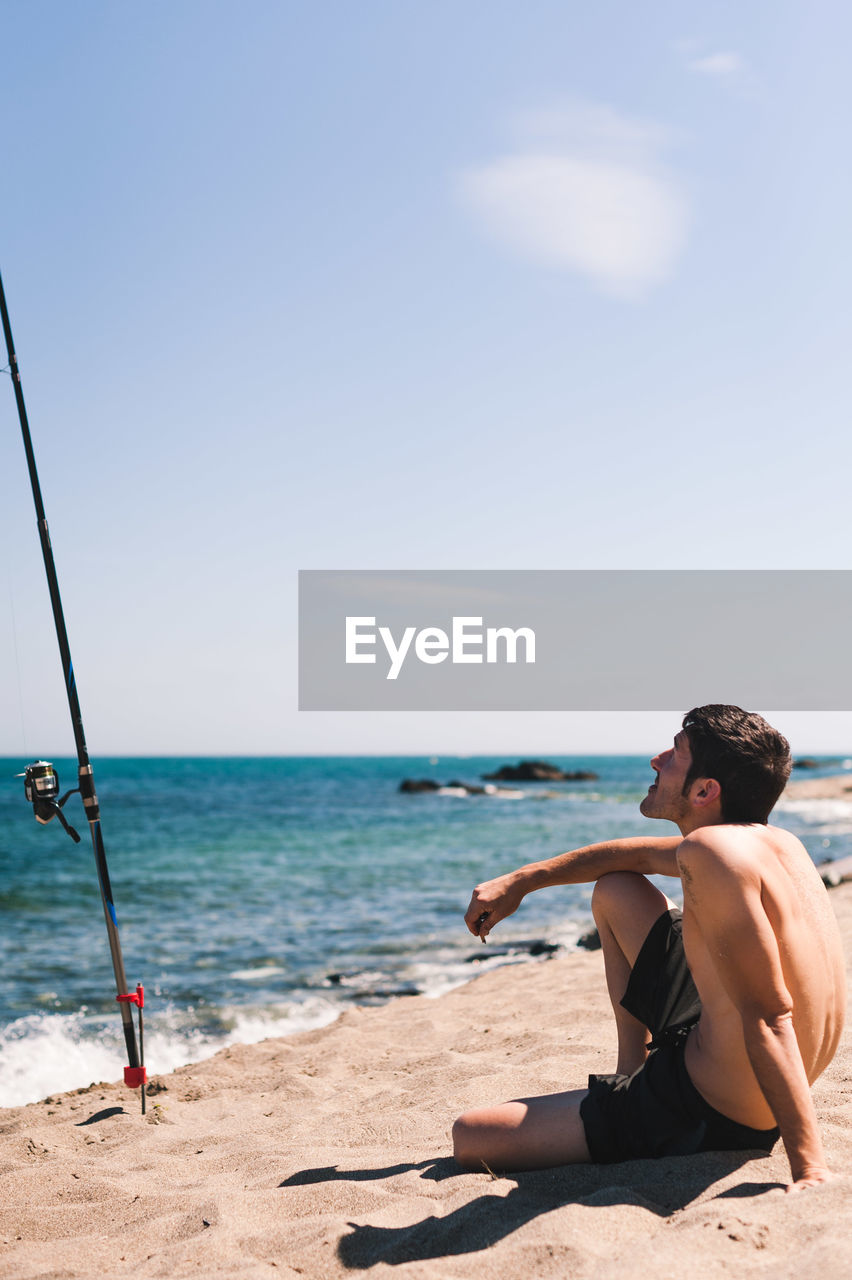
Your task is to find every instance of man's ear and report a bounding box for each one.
[689,777,722,809]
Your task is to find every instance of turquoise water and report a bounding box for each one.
[1,754,849,1106]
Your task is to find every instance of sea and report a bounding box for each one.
[2,753,850,1108]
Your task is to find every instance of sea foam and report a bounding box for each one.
[0,997,340,1108]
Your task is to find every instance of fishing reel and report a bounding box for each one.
[20,761,81,843]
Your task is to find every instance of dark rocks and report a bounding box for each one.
[482,760,598,782]
[793,758,821,770]
[465,938,561,962]
[324,971,421,1000]
[351,984,421,1001]
[527,939,560,957]
[398,778,488,795]
[577,928,601,951]
[400,762,600,792]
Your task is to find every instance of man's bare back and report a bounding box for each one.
[678,824,846,1131]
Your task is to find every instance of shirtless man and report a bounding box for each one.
[453,705,846,1190]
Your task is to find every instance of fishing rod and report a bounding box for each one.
[0,270,147,1114]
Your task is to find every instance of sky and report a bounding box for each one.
[0,0,850,756]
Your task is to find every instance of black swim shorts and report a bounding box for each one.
[579,908,780,1163]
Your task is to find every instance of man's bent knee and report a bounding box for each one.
[452,1106,520,1170]
[452,1112,486,1170]
[591,871,653,920]
[592,872,672,972]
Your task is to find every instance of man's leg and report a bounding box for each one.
[452,1089,591,1171]
[591,872,675,1075]
[452,873,675,1173]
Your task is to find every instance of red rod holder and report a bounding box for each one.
[117,985,147,1099]
[116,983,144,1009]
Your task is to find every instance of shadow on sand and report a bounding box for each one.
[75,1107,128,1126]
[279,1151,779,1269]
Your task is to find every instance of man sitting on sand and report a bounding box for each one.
[454,705,845,1191]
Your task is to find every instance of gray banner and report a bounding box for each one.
[298,570,852,710]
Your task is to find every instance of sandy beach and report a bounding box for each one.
[784,773,852,800]
[1,880,850,1279]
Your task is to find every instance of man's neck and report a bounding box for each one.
[676,812,726,837]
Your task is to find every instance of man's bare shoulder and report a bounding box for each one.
[679,822,805,862]
[678,824,836,931]
[676,823,817,891]
[677,824,761,874]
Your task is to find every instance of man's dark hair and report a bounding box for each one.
[681,704,791,823]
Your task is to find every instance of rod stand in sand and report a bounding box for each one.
[117,987,147,1115]
[0,269,148,1115]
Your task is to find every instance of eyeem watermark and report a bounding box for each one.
[345,616,536,680]
[299,570,852,710]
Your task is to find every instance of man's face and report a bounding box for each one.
[639,729,694,824]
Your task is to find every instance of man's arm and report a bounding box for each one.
[464,835,683,938]
[678,837,830,1191]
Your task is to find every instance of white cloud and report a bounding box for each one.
[677,41,759,97]
[458,104,688,300]
[689,51,745,76]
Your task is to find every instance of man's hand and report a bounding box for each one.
[464,872,526,939]
[786,1166,834,1193]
